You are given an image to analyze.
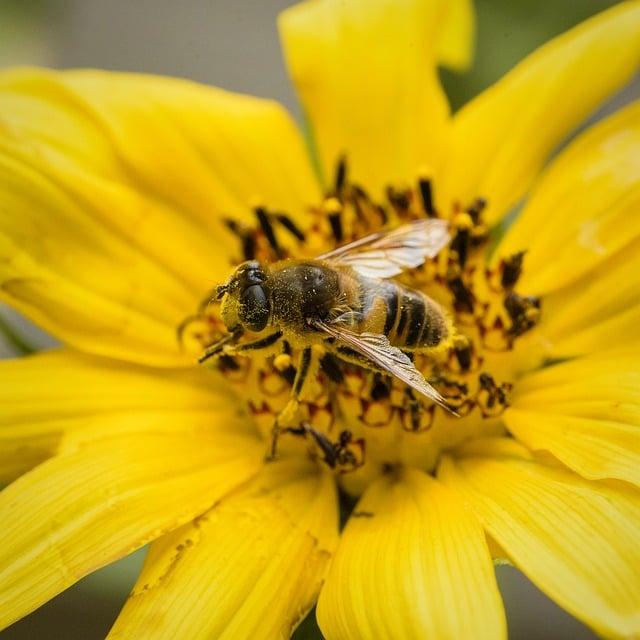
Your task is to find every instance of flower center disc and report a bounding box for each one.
[180,161,541,496]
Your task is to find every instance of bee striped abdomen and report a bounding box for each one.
[388,285,448,351]
[344,271,449,352]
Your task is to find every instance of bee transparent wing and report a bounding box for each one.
[314,320,452,411]
[318,219,450,279]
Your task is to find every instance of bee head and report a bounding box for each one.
[218,261,271,332]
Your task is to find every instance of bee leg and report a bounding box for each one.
[267,347,313,462]
[198,327,244,364]
[224,330,283,356]
[404,388,423,432]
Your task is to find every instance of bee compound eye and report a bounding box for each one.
[239,284,270,332]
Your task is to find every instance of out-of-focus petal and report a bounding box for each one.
[443,1,640,224]
[496,101,640,294]
[109,459,338,640]
[0,68,319,365]
[506,349,640,487]
[279,0,475,196]
[0,428,262,631]
[317,469,505,640]
[440,440,640,639]
[0,349,247,483]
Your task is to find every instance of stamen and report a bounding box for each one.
[418,177,435,217]
[224,218,257,260]
[501,251,526,289]
[335,154,348,194]
[275,214,306,242]
[254,206,283,258]
[505,292,542,337]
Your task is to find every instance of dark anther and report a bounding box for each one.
[478,372,512,415]
[447,274,475,314]
[297,423,364,471]
[479,372,494,389]
[501,251,526,289]
[479,372,499,409]
[375,203,388,225]
[450,229,470,268]
[386,186,411,212]
[223,218,241,235]
[242,234,257,260]
[275,214,306,242]
[418,177,435,217]
[278,365,297,386]
[454,340,472,372]
[223,218,257,260]
[320,352,345,384]
[504,292,541,337]
[255,206,283,258]
[335,155,347,194]
[218,354,240,372]
[328,211,343,243]
[370,373,391,400]
[466,197,487,223]
[306,424,339,468]
[405,388,422,431]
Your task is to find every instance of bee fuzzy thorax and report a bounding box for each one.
[180,160,541,493]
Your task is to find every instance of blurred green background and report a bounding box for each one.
[0,0,635,638]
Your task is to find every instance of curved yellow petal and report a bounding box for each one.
[497,101,640,295]
[0,427,262,631]
[316,469,506,640]
[0,349,249,483]
[279,0,475,196]
[507,349,640,487]
[108,459,338,640]
[440,443,640,639]
[532,235,640,359]
[443,1,640,224]
[505,409,640,488]
[0,67,319,365]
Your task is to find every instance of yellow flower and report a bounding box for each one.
[1,0,640,638]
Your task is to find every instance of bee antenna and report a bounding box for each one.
[215,285,228,300]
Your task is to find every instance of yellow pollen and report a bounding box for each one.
[273,353,293,371]
[453,211,474,231]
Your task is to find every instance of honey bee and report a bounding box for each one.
[199,218,456,458]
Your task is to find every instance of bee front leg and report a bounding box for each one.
[268,346,313,461]
[223,330,283,356]
[198,327,244,364]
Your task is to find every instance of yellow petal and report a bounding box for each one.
[316,469,506,640]
[279,0,474,196]
[443,1,640,224]
[440,443,640,639]
[532,235,640,358]
[497,101,640,295]
[506,349,640,486]
[505,408,640,488]
[0,349,246,483]
[108,459,338,640]
[0,67,319,365]
[0,428,262,631]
